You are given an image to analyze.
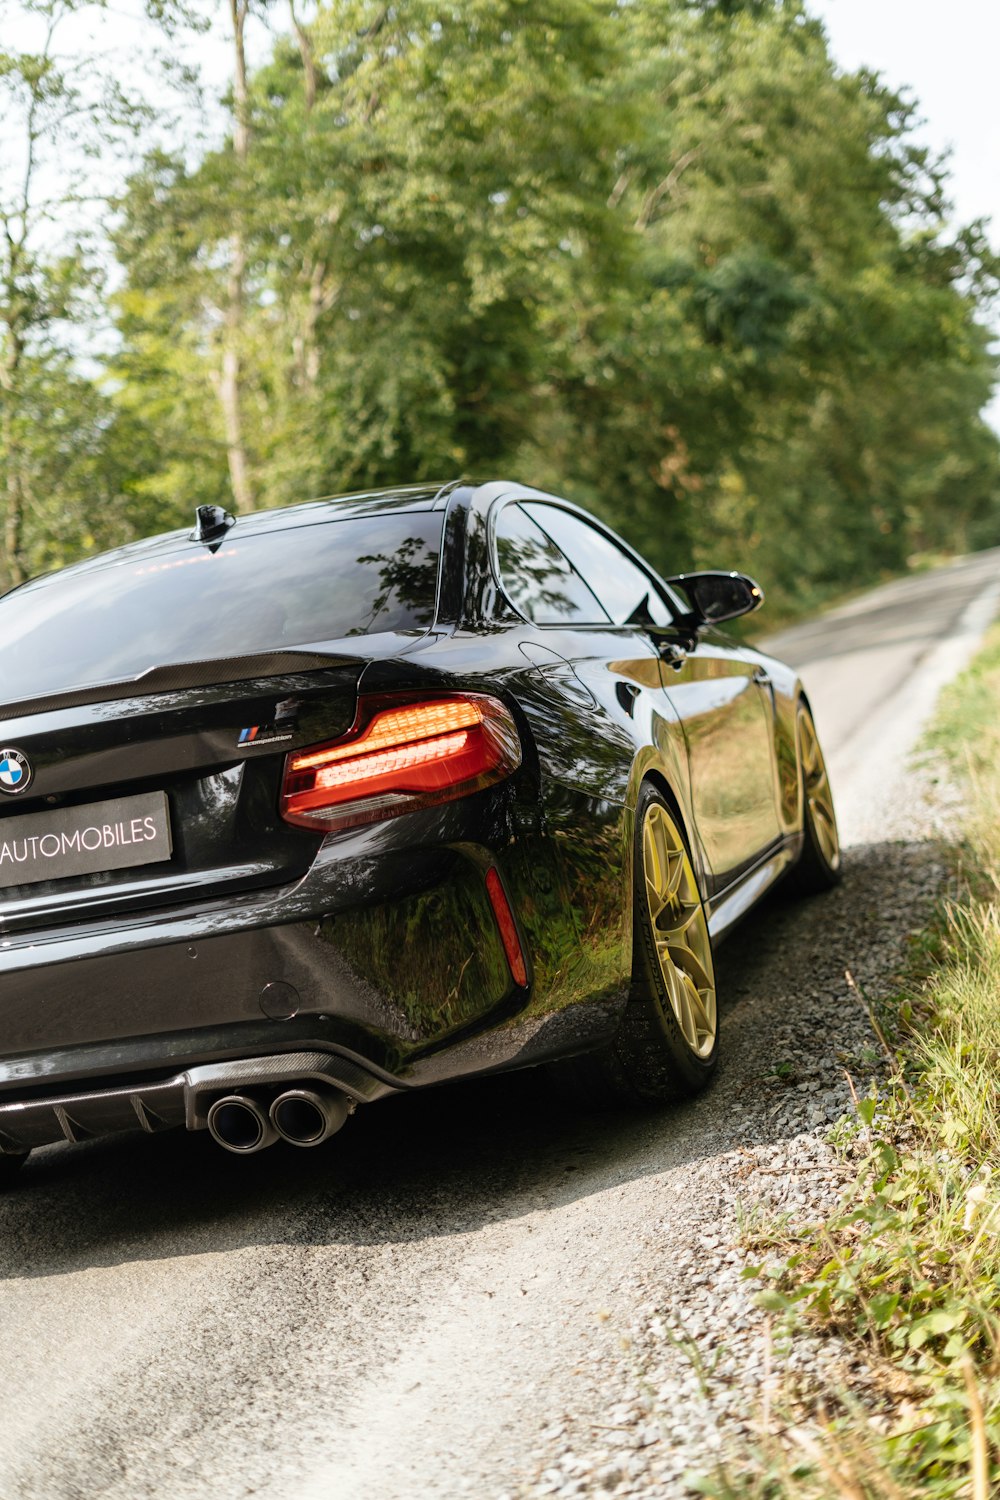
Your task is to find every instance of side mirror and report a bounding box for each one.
[665,571,764,627]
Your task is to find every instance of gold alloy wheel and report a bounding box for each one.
[799,710,840,870]
[641,802,717,1059]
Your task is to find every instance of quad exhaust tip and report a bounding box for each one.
[206,1085,351,1153]
[206,1094,277,1154]
[270,1087,350,1147]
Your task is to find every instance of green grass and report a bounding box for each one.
[699,623,1000,1499]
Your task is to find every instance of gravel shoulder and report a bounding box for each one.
[504,832,950,1499]
[0,554,997,1500]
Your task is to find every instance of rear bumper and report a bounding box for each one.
[0,832,524,1091]
[0,1050,374,1153]
[0,794,632,1146]
[0,994,624,1155]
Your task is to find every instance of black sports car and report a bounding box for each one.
[0,480,839,1174]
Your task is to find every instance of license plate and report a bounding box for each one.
[0,791,173,891]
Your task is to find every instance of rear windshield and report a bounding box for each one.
[1,513,443,702]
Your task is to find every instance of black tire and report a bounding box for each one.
[556,782,718,1105]
[788,700,842,896]
[0,1151,28,1187]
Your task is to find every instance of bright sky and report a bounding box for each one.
[807,0,1000,234]
[807,0,1000,427]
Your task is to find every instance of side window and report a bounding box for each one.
[523,503,674,628]
[495,505,610,625]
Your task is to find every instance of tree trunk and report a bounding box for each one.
[288,0,317,114]
[221,0,253,513]
[219,264,253,514]
[292,256,332,390]
[1,430,26,589]
[0,331,26,587]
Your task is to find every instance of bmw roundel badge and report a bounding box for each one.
[0,748,32,795]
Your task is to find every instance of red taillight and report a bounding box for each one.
[485,866,528,988]
[280,694,522,832]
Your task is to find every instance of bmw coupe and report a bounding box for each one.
[0,480,839,1175]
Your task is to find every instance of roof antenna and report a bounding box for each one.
[191,505,235,547]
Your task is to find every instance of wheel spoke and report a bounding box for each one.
[808,765,830,801]
[673,973,697,1048]
[646,819,668,896]
[643,801,717,1060]
[664,851,685,901]
[810,797,837,862]
[810,794,833,828]
[643,827,662,898]
[799,710,840,873]
[658,944,699,1044]
[666,904,702,939]
[684,979,713,1035]
[667,944,713,996]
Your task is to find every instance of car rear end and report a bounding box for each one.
[0,493,534,1160]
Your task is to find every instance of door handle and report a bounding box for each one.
[752,666,771,686]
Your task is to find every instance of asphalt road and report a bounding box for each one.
[1,549,997,1500]
[762,547,1000,843]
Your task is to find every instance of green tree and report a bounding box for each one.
[106,0,1000,609]
[588,0,1000,593]
[0,0,170,585]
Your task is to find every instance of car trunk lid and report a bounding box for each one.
[0,653,367,934]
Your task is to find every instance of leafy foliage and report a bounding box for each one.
[1,0,998,607]
[729,626,1000,1498]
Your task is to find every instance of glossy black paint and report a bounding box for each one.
[665,570,764,628]
[0,479,812,1155]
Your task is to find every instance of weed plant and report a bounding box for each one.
[702,625,1000,1498]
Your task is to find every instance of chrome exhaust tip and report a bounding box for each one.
[206,1094,278,1154]
[269,1087,350,1147]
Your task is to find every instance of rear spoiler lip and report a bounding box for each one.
[0,648,367,721]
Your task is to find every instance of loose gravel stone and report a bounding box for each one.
[1,556,995,1500]
[507,760,958,1499]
